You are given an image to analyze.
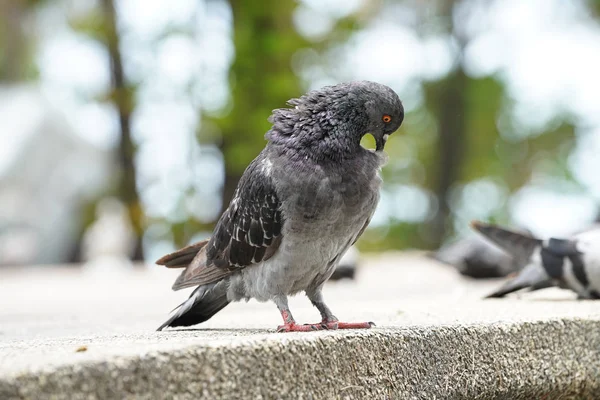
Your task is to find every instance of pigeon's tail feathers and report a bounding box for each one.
[157,280,230,331]
[156,238,232,291]
[171,245,232,291]
[470,221,542,266]
[156,239,209,268]
[485,263,551,298]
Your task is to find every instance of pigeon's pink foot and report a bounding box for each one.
[335,321,375,329]
[276,321,375,332]
[276,323,322,332]
[296,321,375,330]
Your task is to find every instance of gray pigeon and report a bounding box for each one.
[431,235,522,278]
[471,221,600,299]
[156,81,404,332]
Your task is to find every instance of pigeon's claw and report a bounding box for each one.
[335,321,376,329]
[276,323,321,332]
[318,315,375,330]
[277,321,375,331]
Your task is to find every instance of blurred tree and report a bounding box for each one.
[424,62,468,246]
[362,0,582,251]
[410,0,470,247]
[70,0,144,260]
[590,0,600,16]
[205,0,370,216]
[101,0,144,260]
[0,0,44,81]
[63,0,598,257]
[206,0,309,213]
[2,0,593,262]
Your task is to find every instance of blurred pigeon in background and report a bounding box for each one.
[328,246,359,281]
[472,221,600,299]
[431,235,523,279]
[156,81,404,332]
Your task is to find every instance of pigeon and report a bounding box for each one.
[432,236,518,278]
[431,229,531,279]
[471,221,600,299]
[156,81,404,332]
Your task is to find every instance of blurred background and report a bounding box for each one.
[2,0,600,268]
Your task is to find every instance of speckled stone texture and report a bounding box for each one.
[2,255,600,399]
[2,320,600,399]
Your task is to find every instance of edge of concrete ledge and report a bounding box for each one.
[2,318,600,399]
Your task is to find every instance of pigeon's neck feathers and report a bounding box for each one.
[265,90,367,161]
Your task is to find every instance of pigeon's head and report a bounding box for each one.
[356,81,404,151]
[267,81,404,158]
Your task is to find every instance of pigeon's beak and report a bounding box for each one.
[375,134,390,152]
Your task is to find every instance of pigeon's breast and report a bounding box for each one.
[228,151,382,301]
[275,152,381,274]
[277,154,381,239]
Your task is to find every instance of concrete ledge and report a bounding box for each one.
[2,255,600,399]
[2,319,600,399]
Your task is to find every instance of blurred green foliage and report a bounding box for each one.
[1,0,595,260]
[0,0,47,81]
[205,0,309,213]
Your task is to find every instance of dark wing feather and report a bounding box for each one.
[206,158,283,270]
[171,154,284,290]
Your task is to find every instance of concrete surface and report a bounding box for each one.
[1,253,600,399]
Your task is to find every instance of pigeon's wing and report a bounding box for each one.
[171,156,283,290]
[206,171,283,269]
[316,218,369,286]
[336,211,374,263]
[351,216,372,247]
[470,221,542,268]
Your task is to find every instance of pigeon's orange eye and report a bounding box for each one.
[382,115,392,123]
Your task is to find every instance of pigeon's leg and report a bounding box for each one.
[273,295,322,332]
[308,290,337,325]
[307,289,374,330]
